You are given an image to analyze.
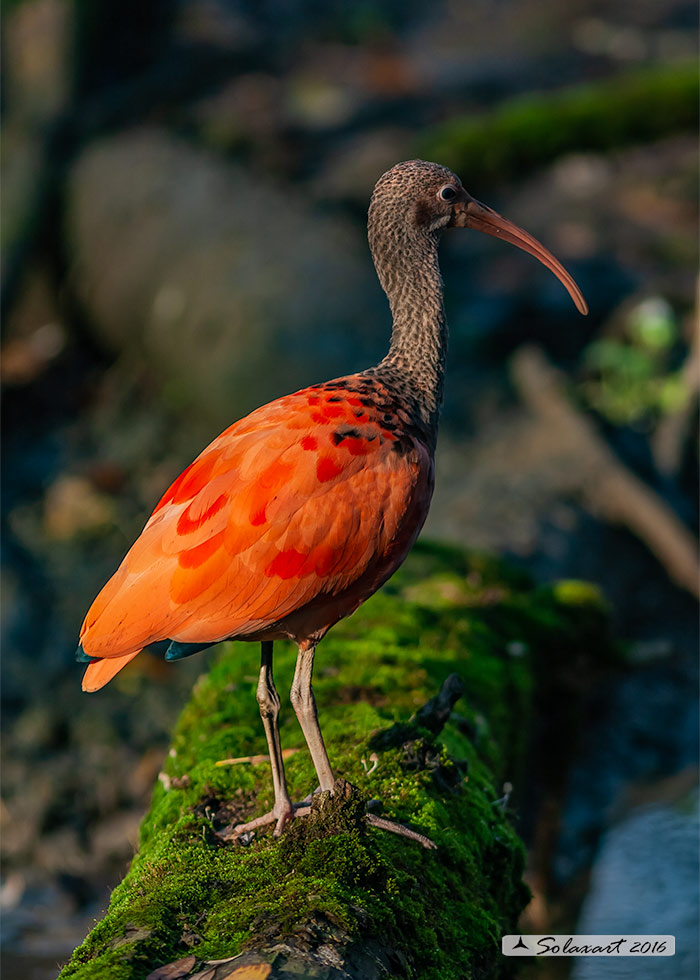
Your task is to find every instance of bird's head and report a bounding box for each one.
[368,159,587,315]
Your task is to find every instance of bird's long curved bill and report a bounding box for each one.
[452,198,588,315]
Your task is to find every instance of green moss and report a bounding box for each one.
[419,63,698,188]
[551,579,608,610]
[59,543,613,980]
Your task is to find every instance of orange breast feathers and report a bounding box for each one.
[79,382,432,658]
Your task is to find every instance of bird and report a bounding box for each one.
[78,160,587,837]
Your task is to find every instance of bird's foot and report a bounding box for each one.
[219,794,315,842]
[218,783,436,850]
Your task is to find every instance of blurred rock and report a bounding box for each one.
[1,129,46,288]
[43,475,115,541]
[288,73,360,130]
[66,128,386,432]
[89,809,141,864]
[573,788,699,979]
[191,74,287,150]
[314,127,414,203]
[4,0,70,122]
[554,653,699,881]
[510,136,698,323]
[1,322,65,387]
[1,258,67,374]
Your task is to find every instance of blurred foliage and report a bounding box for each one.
[420,62,698,188]
[579,297,690,427]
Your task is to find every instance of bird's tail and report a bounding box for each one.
[82,650,141,692]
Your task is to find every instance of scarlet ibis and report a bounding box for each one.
[78,160,586,836]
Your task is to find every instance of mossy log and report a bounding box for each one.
[419,62,697,189]
[59,543,610,980]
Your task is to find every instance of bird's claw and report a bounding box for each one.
[219,799,312,842]
[218,783,436,851]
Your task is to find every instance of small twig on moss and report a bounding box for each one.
[365,813,437,850]
[215,748,299,767]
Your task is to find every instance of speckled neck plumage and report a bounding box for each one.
[365,178,448,436]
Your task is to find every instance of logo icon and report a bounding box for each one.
[502,936,532,955]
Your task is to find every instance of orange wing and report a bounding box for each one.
[80,380,432,680]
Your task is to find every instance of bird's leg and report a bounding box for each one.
[255,641,293,833]
[232,641,301,837]
[290,639,335,793]
[288,646,437,849]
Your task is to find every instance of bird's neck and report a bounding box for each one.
[368,228,448,433]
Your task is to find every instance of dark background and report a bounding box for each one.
[1,1,698,978]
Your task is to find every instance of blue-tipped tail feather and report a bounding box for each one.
[77,640,213,667]
[75,645,97,663]
[165,640,214,662]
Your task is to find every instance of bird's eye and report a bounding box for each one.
[438,185,457,203]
